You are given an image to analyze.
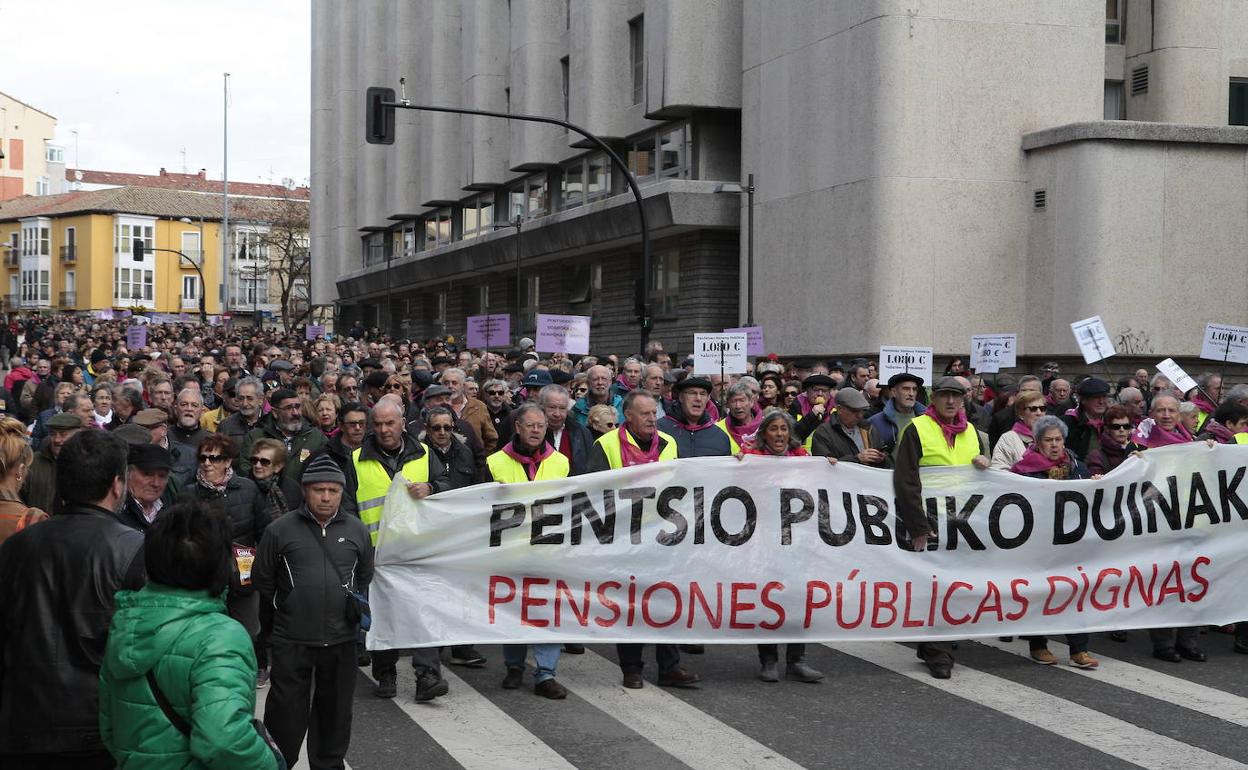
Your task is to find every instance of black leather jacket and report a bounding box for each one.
[0,502,145,754]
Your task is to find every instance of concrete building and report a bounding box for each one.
[313,0,1248,362]
[0,92,66,201]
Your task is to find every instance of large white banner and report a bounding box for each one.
[368,445,1248,649]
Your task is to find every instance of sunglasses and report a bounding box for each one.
[486,389,507,396]
[428,424,453,432]
[198,454,227,464]
[343,419,366,428]
[1108,423,1132,431]
[248,456,274,466]
[784,391,799,398]
[603,421,618,428]
[384,383,406,391]
[1025,405,1046,413]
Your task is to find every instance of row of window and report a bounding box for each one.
[1104,77,1248,125]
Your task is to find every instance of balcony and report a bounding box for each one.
[59,291,76,308]
[180,296,200,311]
[60,245,76,263]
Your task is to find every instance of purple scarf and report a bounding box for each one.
[725,404,764,449]
[1011,445,1069,475]
[1202,419,1236,444]
[1132,418,1193,449]
[1011,420,1033,440]
[617,426,662,467]
[614,374,635,393]
[1066,406,1103,432]
[502,440,555,481]
[928,409,969,448]
[1189,393,1218,416]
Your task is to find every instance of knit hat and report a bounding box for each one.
[301,453,346,487]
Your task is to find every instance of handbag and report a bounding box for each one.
[147,668,287,770]
[312,526,371,631]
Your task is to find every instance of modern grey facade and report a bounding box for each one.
[313,0,1248,361]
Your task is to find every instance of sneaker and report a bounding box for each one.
[534,678,568,699]
[1069,652,1099,669]
[449,647,487,667]
[1029,647,1057,665]
[758,660,780,683]
[374,672,397,699]
[502,667,524,690]
[785,661,825,683]
[256,668,270,689]
[414,672,449,702]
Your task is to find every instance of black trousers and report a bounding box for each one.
[757,643,806,663]
[616,643,681,673]
[372,646,442,679]
[1149,626,1200,651]
[265,639,356,770]
[917,641,954,666]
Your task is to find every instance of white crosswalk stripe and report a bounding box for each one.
[976,636,1248,728]
[256,684,354,770]
[825,641,1248,770]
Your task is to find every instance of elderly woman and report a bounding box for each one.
[91,382,114,429]
[736,409,828,683]
[312,392,341,437]
[1177,401,1202,438]
[586,403,618,439]
[1007,415,1098,669]
[1084,405,1140,475]
[990,391,1046,470]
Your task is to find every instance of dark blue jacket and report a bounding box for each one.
[658,409,731,457]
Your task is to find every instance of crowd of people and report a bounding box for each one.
[0,314,1243,769]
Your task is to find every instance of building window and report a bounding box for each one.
[183,275,200,301]
[1231,79,1248,126]
[461,194,495,240]
[235,229,269,262]
[519,274,540,331]
[400,221,418,256]
[561,56,570,122]
[21,223,50,256]
[44,145,64,164]
[628,135,656,179]
[1104,80,1125,120]
[658,125,690,178]
[560,153,612,210]
[113,267,155,304]
[114,222,154,255]
[1106,0,1124,44]
[629,15,645,105]
[507,177,549,221]
[363,232,385,266]
[562,160,584,209]
[628,124,690,181]
[181,230,201,264]
[19,269,49,305]
[35,177,50,196]
[568,263,603,317]
[650,251,679,316]
[423,208,453,248]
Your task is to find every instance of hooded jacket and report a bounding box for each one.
[98,584,280,768]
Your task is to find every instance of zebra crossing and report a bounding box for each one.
[260,632,1248,769]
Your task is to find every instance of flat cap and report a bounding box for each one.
[835,388,870,411]
[268,359,294,372]
[675,376,713,393]
[932,376,967,395]
[128,443,173,472]
[522,369,553,388]
[422,384,452,400]
[802,374,836,389]
[47,412,85,430]
[1077,377,1110,397]
[134,408,169,428]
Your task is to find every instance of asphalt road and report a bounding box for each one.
[258,629,1248,769]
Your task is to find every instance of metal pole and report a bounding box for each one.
[514,217,522,346]
[223,73,231,322]
[381,100,652,354]
[746,172,755,327]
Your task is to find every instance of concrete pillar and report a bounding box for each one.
[460,0,510,188]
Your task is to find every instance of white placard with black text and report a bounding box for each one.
[1155,358,1197,396]
[1200,323,1248,365]
[970,334,1017,374]
[693,333,749,375]
[1070,315,1115,365]
[877,346,934,386]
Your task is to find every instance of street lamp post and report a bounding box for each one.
[367,81,654,355]
[133,238,208,324]
[714,173,756,326]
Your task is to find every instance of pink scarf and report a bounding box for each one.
[1132,419,1192,449]
[1010,445,1068,475]
[502,440,556,481]
[1065,406,1103,432]
[1011,420,1033,440]
[1202,419,1236,444]
[927,409,969,448]
[795,392,834,420]
[1189,393,1218,416]
[614,374,635,393]
[724,404,764,449]
[617,425,662,467]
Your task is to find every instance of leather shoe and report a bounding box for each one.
[927,661,953,680]
[622,671,644,689]
[534,679,568,699]
[657,667,700,688]
[785,661,825,683]
[414,672,449,701]
[373,672,397,699]
[758,660,779,682]
[1177,645,1207,662]
[1153,647,1182,663]
[502,667,524,690]
[562,644,585,654]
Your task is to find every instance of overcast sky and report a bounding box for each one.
[1,0,310,186]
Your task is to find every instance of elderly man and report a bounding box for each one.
[538,384,594,476]
[1185,373,1223,434]
[133,407,197,493]
[1045,378,1073,416]
[867,373,926,455]
[481,378,514,446]
[588,390,699,690]
[218,376,266,449]
[716,381,762,454]
[1062,377,1111,459]
[169,387,209,447]
[659,377,731,458]
[115,444,175,532]
[811,388,891,467]
[240,388,326,483]
[343,395,462,701]
[440,367,498,453]
[63,392,96,429]
[893,377,990,679]
[1117,386,1146,425]
[612,358,644,399]
[148,378,175,411]
[789,373,836,442]
[318,401,368,478]
[486,403,570,699]
[572,364,624,426]
[255,454,372,770]
[22,411,84,513]
[642,364,667,418]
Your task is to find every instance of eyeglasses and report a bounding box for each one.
[784,391,799,398]
[1025,405,1046,413]
[428,424,453,432]
[603,421,617,428]
[198,454,227,464]
[342,419,366,428]
[1108,423,1132,431]
[249,456,273,466]
[486,389,506,396]
[384,383,406,391]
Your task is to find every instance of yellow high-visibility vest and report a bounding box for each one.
[1235,433,1248,445]
[907,414,980,467]
[595,428,678,469]
[715,419,742,454]
[487,448,570,483]
[352,445,431,544]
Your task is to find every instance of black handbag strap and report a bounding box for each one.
[311,522,351,589]
[147,669,192,737]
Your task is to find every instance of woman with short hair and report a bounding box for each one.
[989,391,1046,470]
[99,501,281,768]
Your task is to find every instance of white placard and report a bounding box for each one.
[970,334,1017,374]
[877,346,934,385]
[692,333,749,375]
[1200,323,1248,364]
[1155,358,1197,396]
[1070,316,1115,365]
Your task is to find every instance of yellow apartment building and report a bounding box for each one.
[0,186,306,319]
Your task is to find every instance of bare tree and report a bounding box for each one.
[238,196,310,333]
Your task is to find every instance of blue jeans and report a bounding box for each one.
[504,643,561,683]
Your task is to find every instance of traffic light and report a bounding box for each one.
[133,239,145,259]
[366,87,396,145]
